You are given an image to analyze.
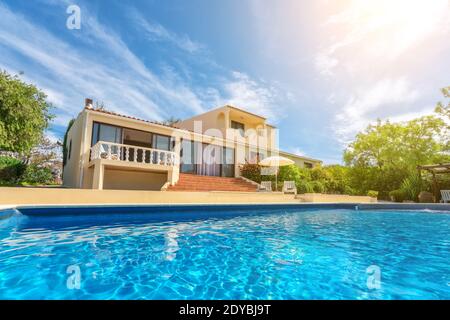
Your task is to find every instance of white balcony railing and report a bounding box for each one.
[90,141,177,166]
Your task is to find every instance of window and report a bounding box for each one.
[91,122,122,146]
[68,140,72,160]
[180,139,235,177]
[180,139,195,173]
[222,147,235,177]
[152,134,174,151]
[304,162,313,169]
[231,120,245,136]
[257,128,266,137]
[248,151,265,164]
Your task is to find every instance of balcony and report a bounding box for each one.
[88,141,179,190]
[90,141,177,166]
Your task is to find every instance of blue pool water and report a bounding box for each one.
[0,206,449,299]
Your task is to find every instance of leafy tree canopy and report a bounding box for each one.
[343,89,450,195]
[0,71,53,154]
[344,115,446,170]
[435,86,450,150]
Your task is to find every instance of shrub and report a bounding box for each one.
[367,190,379,198]
[377,190,391,201]
[278,165,306,182]
[0,156,26,182]
[20,164,54,184]
[310,180,325,193]
[342,186,356,195]
[297,180,314,194]
[400,173,423,202]
[240,163,263,183]
[389,189,406,203]
[317,165,352,194]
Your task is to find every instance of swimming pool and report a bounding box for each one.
[0,204,449,299]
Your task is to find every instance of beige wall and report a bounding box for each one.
[177,108,224,137]
[81,111,181,189]
[62,111,86,188]
[279,152,322,169]
[177,106,276,151]
[0,187,299,205]
[103,169,167,190]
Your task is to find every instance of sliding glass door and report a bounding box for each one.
[91,122,174,163]
[92,123,122,145]
[222,147,235,177]
[198,143,221,176]
[180,139,195,173]
[180,139,235,177]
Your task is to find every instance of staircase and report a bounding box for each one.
[167,173,258,192]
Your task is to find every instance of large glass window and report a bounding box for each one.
[180,139,195,173]
[123,128,152,148]
[153,134,171,151]
[180,139,235,177]
[91,122,122,145]
[231,120,245,137]
[91,122,123,161]
[91,122,175,163]
[222,147,235,177]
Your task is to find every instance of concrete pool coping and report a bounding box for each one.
[0,187,378,206]
[2,202,448,217]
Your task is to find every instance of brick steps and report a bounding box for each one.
[167,173,258,192]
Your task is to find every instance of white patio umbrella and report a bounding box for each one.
[259,156,295,191]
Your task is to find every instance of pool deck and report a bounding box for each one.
[0,187,449,212]
[0,187,375,206]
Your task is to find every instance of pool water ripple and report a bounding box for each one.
[0,208,449,299]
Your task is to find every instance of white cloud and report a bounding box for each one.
[333,78,421,142]
[0,1,286,142]
[313,0,450,146]
[0,2,215,132]
[387,108,435,123]
[222,71,282,120]
[286,147,305,157]
[44,131,62,144]
[130,10,204,53]
[318,0,450,73]
[315,52,339,76]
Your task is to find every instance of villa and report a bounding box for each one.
[63,99,322,191]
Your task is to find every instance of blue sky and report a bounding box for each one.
[1,0,449,163]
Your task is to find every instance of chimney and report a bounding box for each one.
[85,98,93,109]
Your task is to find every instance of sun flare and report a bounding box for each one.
[327,0,449,58]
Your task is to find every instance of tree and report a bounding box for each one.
[435,86,450,150]
[0,71,53,154]
[435,86,450,120]
[343,115,449,196]
[160,116,181,126]
[63,118,75,168]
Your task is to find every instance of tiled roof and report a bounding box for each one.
[85,106,178,129]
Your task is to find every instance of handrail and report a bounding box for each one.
[90,141,177,166]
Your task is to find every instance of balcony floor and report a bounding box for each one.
[88,158,174,173]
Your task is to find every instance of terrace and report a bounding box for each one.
[88,141,178,190]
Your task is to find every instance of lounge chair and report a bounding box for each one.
[258,181,272,192]
[282,181,297,194]
[441,190,450,203]
[100,144,120,160]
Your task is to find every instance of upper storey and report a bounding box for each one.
[175,105,277,151]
